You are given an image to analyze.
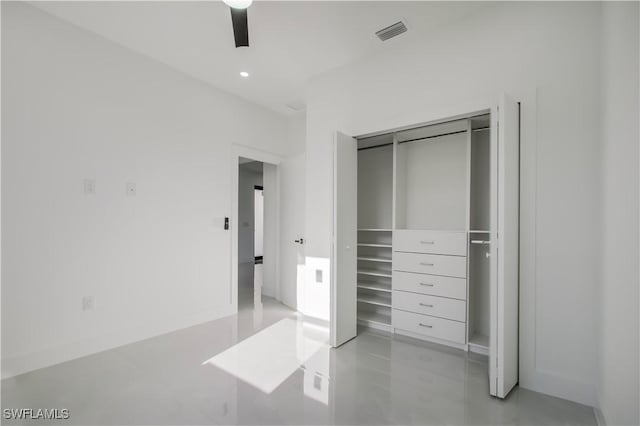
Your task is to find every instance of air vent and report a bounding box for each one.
[375,21,407,41]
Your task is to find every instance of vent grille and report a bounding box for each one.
[375,21,407,41]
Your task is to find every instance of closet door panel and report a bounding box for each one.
[393,252,467,278]
[394,291,466,322]
[331,131,358,347]
[393,271,467,300]
[489,94,520,399]
[393,230,467,256]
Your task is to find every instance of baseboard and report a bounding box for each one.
[519,368,596,407]
[1,305,235,380]
[593,407,607,426]
[394,328,468,352]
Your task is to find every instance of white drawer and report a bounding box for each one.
[393,271,467,300]
[393,230,467,256]
[393,252,467,278]
[393,291,466,322]
[393,309,466,344]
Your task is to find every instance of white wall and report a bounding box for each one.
[305,2,603,405]
[238,164,263,264]
[262,163,278,298]
[1,2,288,378]
[279,115,307,310]
[597,3,639,425]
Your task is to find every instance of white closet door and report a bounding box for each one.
[331,131,358,347]
[489,94,520,398]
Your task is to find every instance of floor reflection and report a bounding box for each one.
[202,318,329,394]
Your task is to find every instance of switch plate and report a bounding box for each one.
[83,179,96,195]
[82,296,95,311]
[315,269,323,283]
[126,182,136,196]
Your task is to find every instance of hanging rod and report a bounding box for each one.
[356,112,490,140]
[470,240,491,245]
[358,142,393,151]
[397,129,467,145]
[473,126,490,132]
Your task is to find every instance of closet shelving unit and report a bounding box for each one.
[353,113,495,355]
[357,229,393,330]
[356,136,395,331]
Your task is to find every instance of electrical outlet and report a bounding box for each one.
[126,182,136,196]
[83,179,96,195]
[82,296,95,311]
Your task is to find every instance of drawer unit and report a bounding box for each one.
[393,271,467,300]
[393,252,467,278]
[393,309,466,344]
[393,291,466,322]
[393,230,467,256]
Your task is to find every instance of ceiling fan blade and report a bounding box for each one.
[230,8,249,48]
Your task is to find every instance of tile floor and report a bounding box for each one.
[1,279,596,425]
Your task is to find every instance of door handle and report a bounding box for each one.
[294,238,304,244]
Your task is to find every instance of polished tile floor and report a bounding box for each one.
[2,287,596,425]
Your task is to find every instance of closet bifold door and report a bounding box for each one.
[489,94,520,398]
[331,131,358,348]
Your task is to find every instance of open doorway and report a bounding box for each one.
[238,158,264,310]
[231,146,281,316]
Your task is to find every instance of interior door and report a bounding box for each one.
[331,131,358,347]
[489,94,520,398]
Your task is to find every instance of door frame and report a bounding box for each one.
[230,144,282,313]
[330,97,522,389]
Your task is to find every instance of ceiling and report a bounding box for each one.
[31,1,490,116]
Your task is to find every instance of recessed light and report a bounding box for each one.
[240,71,249,78]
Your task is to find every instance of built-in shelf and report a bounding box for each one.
[357,243,392,248]
[469,230,490,234]
[357,256,392,263]
[357,294,392,308]
[357,282,392,293]
[358,310,392,326]
[358,228,393,232]
[357,269,392,278]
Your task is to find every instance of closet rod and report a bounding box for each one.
[473,126,490,132]
[397,129,467,145]
[358,142,393,151]
[356,112,489,140]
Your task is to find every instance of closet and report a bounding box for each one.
[333,95,520,399]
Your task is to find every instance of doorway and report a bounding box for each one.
[238,158,264,309]
[231,147,282,315]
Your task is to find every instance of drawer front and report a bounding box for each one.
[393,291,466,322]
[393,309,466,344]
[393,271,467,300]
[393,252,467,278]
[393,230,467,256]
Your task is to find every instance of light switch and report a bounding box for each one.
[315,269,323,283]
[83,179,96,195]
[126,182,136,196]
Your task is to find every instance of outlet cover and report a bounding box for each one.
[82,296,95,311]
[83,179,96,195]
[126,182,136,196]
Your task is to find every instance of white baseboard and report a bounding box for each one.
[593,407,607,426]
[1,305,235,379]
[519,368,596,407]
